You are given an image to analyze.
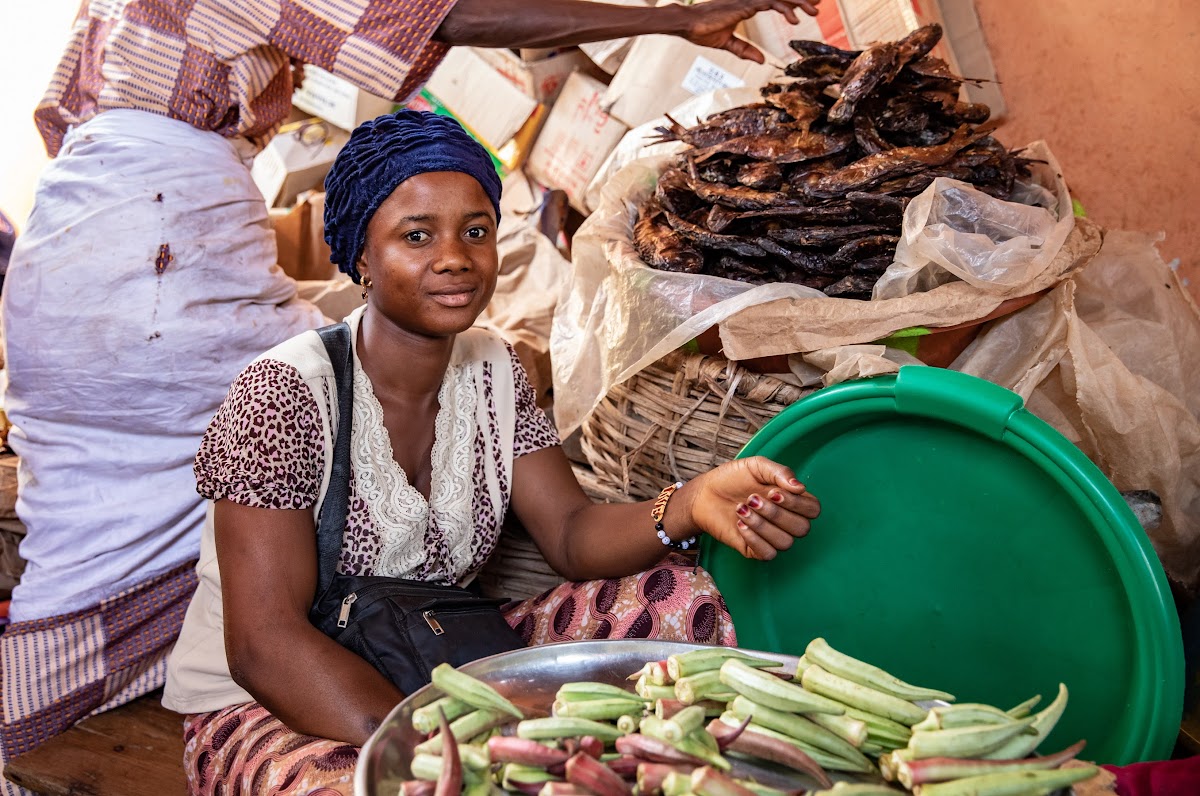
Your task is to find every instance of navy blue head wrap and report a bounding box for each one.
[323,109,502,282]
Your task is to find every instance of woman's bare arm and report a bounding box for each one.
[510,446,820,581]
[437,0,821,63]
[215,500,402,746]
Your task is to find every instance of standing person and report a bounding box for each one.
[164,108,821,794]
[0,0,821,787]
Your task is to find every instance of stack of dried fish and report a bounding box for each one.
[634,24,1030,300]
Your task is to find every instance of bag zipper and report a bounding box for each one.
[423,610,445,635]
[337,593,358,628]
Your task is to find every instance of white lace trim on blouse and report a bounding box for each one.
[352,359,478,583]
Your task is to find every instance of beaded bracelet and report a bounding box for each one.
[651,481,699,551]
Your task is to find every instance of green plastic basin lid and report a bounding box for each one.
[699,366,1183,765]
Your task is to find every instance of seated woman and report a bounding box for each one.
[162,110,821,796]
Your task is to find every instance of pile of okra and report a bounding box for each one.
[399,639,1097,796]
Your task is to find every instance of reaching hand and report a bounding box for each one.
[681,456,821,560]
[682,0,822,64]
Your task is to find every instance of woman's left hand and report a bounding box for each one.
[682,0,822,64]
[681,456,821,560]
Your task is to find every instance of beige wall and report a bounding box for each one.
[972,0,1200,300]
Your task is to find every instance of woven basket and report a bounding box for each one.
[476,463,633,601]
[581,350,815,501]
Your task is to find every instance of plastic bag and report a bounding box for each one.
[552,154,826,435]
[873,141,1074,299]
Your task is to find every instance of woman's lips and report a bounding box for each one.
[429,287,476,308]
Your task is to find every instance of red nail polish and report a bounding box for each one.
[770,492,784,503]
[736,504,750,517]
[789,478,803,488]
[736,520,748,531]
[748,495,763,510]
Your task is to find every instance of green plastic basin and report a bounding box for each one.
[699,366,1183,765]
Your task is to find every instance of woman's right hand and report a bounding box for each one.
[681,456,821,560]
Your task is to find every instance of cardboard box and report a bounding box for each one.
[526,72,629,213]
[422,48,545,175]
[739,9,825,64]
[472,47,591,103]
[602,35,780,128]
[291,66,395,132]
[269,191,337,282]
[251,119,350,208]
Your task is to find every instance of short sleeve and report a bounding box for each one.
[194,359,325,510]
[506,344,560,457]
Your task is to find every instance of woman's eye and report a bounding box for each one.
[405,230,429,243]
[465,227,488,239]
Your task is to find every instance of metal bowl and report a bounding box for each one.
[355,640,802,796]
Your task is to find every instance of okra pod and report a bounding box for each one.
[675,732,731,772]
[414,709,511,756]
[486,736,571,768]
[606,754,644,779]
[456,743,490,772]
[615,734,708,766]
[720,660,846,716]
[400,781,436,796]
[898,739,1086,788]
[675,670,735,705]
[665,706,708,741]
[431,663,523,720]
[501,763,561,793]
[565,751,633,796]
[538,784,591,796]
[435,708,462,796]
[557,682,648,703]
[717,715,871,775]
[732,780,801,796]
[806,712,869,748]
[800,665,925,726]
[462,777,492,796]
[1005,695,1040,719]
[413,697,474,735]
[638,763,698,795]
[638,676,679,702]
[794,655,814,678]
[554,698,646,721]
[908,717,1037,760]
[666,649,783,681]
[689,765,759,796]
[659,699,727,720]
[617,714,639,734]
[518,717,625,742]
[709,720,835,786]
[729,696,869,765]
[577,736,605,759]
[912,764,1098,795]
[913,704,1022,732]
[641,715,675,741]
[662,771,693,796]
[411,753,447,782]
[808,786,903,796]
[839,706,911,742]
[982,684,1068,761]
[805,638,955,703]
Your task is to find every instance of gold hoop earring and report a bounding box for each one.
[360,276,373,301]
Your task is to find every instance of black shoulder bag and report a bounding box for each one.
[308,322,525,695]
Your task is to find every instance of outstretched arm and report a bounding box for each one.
[437,0,822,63]
[511,446,821,582]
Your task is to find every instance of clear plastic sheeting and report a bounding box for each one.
[552,154,826,436]
[583,86,764,214]
[873,141,1074,299]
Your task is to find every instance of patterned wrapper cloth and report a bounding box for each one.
[183,558,736,796]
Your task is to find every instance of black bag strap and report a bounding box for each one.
[315,321,354,597]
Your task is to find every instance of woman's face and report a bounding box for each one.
[358,171,499,339]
